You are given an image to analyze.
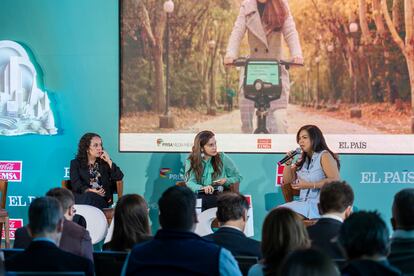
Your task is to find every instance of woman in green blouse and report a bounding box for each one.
[185,130,242,194]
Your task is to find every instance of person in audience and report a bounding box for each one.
[388,188,414,274]
[122,185,242,276]
[281,124,340,219]
[103,194,151,251]
[280,248,339,276]
[205,192,261,259]
[70,132,124,209]
[0,253,4,276]
[338,211,401,276]
[14,188,93,261]
[6,197,94,276]
[307,181,354,259]
[248,207,310,276]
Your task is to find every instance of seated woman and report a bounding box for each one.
[281,125,340,219]
[185,130,242,209]
[280,248,339,276]
[248,207,310,276]
[70,133,124,209]
[103,194,151,251]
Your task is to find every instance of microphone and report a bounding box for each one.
[278,148,302,165]
[197,185,224,194]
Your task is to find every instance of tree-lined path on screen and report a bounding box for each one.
[183,104,384,134]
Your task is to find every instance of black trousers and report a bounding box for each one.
[197,192,221,211]
[74,191,110,209]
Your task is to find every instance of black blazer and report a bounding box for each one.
[389,237,414,275]
[6,240,94,276]
[14,219,93,262]
[70,158,123,201]
[307,217,344,259]
[204,227,262,259]
[342,259,401,276]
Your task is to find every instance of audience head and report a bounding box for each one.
[280,248,340,276]
[76,132,103,166]
[338,211,390,260]
[188,130,222,182]
[261,207,310,274]
[158,186,196,231]
[28,197,64,241]
[216,192,249,230]
[110,194,151,251]
[391,188,414,230]
[319,181,354,218]
[46,187,76,221]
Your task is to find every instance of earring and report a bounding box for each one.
[201,150,205,158]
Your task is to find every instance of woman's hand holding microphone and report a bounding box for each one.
[201,178,227,194]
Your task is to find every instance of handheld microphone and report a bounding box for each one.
[278,148,302,165]
[197,185,224,194]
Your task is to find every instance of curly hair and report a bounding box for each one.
[75,132,102,168]
[186,130,222,183]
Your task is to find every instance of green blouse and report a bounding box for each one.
[184,152,242,192]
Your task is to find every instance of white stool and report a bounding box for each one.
[104,217,114,244]
[74,204,108,245]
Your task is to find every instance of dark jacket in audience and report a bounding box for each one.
[102,236,152,252]
[13,219,93,261]
[341,259,401,276]
[125,229,222,275]
[389,236,414,275]
[205,226,262,259]
[6,240,94,276]
[307,217,344,259]
[72,214,87,228]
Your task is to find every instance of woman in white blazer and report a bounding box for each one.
[224,0,303,134]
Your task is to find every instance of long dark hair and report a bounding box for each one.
[109,194,151,251]
[186,130,222,183]
[280,248,339,276]
[261,207,310,275]
[262,0,288,34]
[75,132,102,168]
[295,125,340,170]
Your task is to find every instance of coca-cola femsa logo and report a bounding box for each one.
[0,161,23,182]
[1,218,23,240]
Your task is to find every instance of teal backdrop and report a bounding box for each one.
[1,0,413,240]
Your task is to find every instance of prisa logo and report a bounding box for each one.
[0,161,23,182]
[156,138,163,146]
[159,168,171,178]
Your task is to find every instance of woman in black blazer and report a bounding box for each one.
[70,133,124,209]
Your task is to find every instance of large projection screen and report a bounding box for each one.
[119,0,414,154]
